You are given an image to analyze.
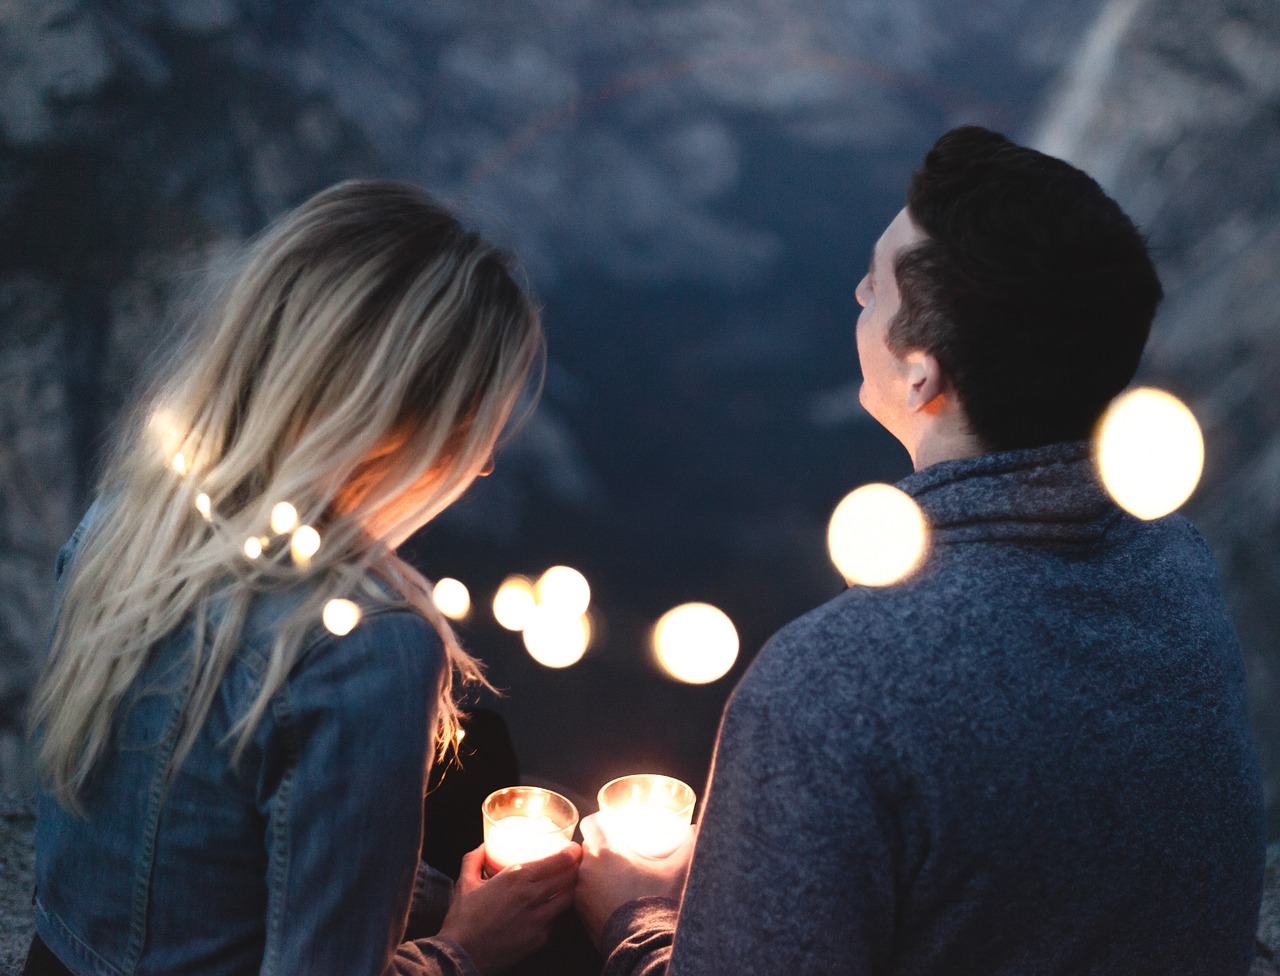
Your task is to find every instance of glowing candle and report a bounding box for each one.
[597,774,695,859]
[482,786,578,874]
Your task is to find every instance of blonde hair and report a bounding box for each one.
[31,180,544,811]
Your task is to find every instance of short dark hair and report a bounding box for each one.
[889,125,1162,452]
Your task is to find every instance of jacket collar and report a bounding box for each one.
[896,440,1125,546]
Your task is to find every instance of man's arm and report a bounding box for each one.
[598,633,901,976]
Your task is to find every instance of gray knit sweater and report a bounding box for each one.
[601,442,1266,976]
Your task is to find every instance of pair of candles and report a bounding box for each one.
[482,774,695,873]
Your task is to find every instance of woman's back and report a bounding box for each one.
[35,514,444,976]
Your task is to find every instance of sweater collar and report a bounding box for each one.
[896,441,1124,546]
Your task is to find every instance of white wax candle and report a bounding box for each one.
[600,806,691,859]
[484,814,573,872]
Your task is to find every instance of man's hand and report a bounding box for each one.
[574,811,697,948]
[436,842,581,976]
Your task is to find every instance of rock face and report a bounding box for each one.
[1030,0,1280,837]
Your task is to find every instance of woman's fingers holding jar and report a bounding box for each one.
[435,843,582,975]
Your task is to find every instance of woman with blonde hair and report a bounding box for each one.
[25,180,576,976]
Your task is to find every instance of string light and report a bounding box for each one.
[522,606,591,668]
[493,576,537,631]
[171,452,188,475]
[432,578,472,620]
[270,502,299,534]
[827,484,928,586]
[653,603,739,684]
[195,493,212,521]
[323,598,362,636]
[290,525,321,567]
[242,537,263,560]
[534,566,591,618]
[1095,387,1204,520]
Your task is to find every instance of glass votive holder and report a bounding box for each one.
[481,786,579,874]
[597,773,696,859]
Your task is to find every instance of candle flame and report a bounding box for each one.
[323,598,362,636]
[290,525,321,566]
[432,578,472,620]
[270,502,299,534]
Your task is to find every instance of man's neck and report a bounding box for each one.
[909,425,985,472]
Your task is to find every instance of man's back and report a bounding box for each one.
[606,443,1265,975]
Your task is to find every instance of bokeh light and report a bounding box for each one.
[195,493,212,521]
[522,605,591,668]
[270,502,299,534]
[432,577,472,620]
[535,565,591,618]
[242,536,263,560]
[493,576,537,631]
[827,483,928,586]
[1095,387,1204,520]
[290,525,321,566]
[323,598,362,636]
[652,602,739,684]
[171,452,188,475]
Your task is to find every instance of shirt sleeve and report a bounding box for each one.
[255,608,473,976]
[601,631,901,976]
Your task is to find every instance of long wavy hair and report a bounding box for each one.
[30,180,544,811]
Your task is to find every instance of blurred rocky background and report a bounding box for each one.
[1,0,1277,857]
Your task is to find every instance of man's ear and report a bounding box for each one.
[904,350,948,414]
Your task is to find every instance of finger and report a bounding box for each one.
[457,845,486,886]
[515,842,582,883]
[579,812,606,853]
[534,883,577,921]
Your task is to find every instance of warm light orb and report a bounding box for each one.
[323,598,362,636]
[242,536,263,560]
[652,602,739,684]
[535,565,591,618]
[1095,387,1204,520]
[270,502,299,534]
[492,576,537,631]
[827,483,928,586]
[290,525,321,566]
[171,452,188,475]
[522,605,591,668]
[195,493,212,521]
[432,577,472,620]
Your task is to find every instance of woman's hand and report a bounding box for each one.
[574,812,697,949]
[436,842,581,976]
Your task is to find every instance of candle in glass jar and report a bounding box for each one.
[597,774,696,859]
[484,815,574,872]
[482,786,578,874]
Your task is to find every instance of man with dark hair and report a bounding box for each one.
[574,126,1266,975]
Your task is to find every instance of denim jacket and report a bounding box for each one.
[33,507,478,976]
